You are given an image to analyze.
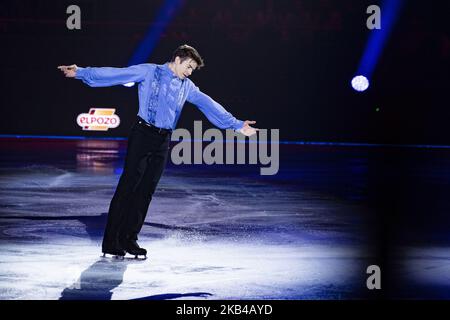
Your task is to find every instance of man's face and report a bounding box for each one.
[173,57,198,79]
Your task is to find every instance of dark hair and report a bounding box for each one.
[171,44,205,69]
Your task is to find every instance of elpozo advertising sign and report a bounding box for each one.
[77,108,120,131]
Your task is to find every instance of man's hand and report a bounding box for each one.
[238,120,259,137]
[57,64,78,78]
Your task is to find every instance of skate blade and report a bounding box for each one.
[101,253,125,260]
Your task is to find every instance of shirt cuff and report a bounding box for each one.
[233,120,245,132]
[75,67,86,79]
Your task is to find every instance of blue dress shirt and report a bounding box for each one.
[75,63,244,131]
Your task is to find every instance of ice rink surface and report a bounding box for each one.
[0,138,449,299]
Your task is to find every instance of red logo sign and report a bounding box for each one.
[77,108,120,131]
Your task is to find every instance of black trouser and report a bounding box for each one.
[102,118,171,250]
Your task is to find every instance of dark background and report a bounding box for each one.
[0,0,449,144]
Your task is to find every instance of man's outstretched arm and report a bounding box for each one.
[186,83,258,136]
[57,64,151,87]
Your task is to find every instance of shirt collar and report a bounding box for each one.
[162,62,179,79]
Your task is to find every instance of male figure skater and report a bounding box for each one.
[58,45,257,258]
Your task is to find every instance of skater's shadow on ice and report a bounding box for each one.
[59,258,129,300]
[134,292,213,300]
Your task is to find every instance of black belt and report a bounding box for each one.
[137,117,172,135]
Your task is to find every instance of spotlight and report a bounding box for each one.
[123,82,135,87]
[351,75,370,92]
